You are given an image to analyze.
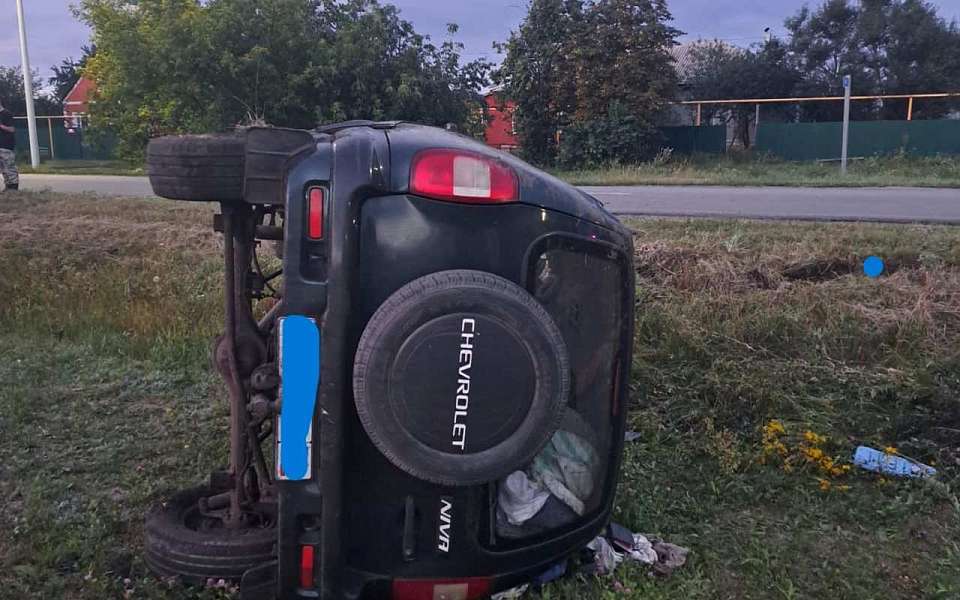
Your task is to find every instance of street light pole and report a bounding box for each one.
[841,75,851,176]
[15,0,41,169]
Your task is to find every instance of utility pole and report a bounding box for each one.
[16,0,40,168]
[841,75,851,175]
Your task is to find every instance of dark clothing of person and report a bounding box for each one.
[0,109,15,151]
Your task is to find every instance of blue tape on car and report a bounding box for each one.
[279,315,321,481]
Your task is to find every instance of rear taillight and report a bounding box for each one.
[299,545,315,589]
[307,187,324,239]
[392,577,492,600]
[410,149,518,204]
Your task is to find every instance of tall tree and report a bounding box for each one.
[883,0,960,118]
[79,0,491,160]
[49,45,97,104]
[573,0,680,122]
[786,0,960,120]
[496,0,679,166]
[687,40,801,147]
[786,0,865,120]
[0,66,60,117]
[494,0,583,166]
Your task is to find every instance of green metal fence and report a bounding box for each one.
[13,118,116,161]
[659,125,727,155]
[757,119,960,161]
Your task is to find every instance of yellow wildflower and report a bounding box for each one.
[883,446,898,455]
[817,478,831,491]
[766,420,786,435]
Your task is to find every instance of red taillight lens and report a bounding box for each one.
[307,187,324,239]
[299,545,315,589]
[410,149,518,204]
[392,578,492,600]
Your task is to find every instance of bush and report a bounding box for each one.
[557,102,663,169]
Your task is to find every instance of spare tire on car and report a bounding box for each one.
[147,133,245,202]
[352,270,571,487]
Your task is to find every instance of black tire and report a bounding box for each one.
[144,485,276,584]
[147,133,245,202]
[353,270,570,487]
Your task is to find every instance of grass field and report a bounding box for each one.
[556,153,960,188]
[1,192,958,599]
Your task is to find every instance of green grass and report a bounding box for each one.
[19,160,145,177]
[556,153,960,188]
[1,192,959,599]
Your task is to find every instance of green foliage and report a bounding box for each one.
[496,0,680,167]
[0,66,60,116]
[48,45,97,104]
[786,0,960,120]
[557,101,663,168]
[687,40,801,147]
[78,0,490,161]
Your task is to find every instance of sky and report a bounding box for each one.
[3,0,960,84]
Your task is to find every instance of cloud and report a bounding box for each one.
[4,0,958,83]
[1,0,91,78]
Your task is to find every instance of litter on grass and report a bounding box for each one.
[592,526,689,577]
[852,446,936,479]
[492,524,689,598]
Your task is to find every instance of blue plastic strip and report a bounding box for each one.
[279,315,321,481]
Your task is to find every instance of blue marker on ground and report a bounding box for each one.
[279,316,321,480]
[863,256,885,278]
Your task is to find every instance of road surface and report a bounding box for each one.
[19,174,960,223]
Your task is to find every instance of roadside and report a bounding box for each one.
[15,154,960,188]
[19,160,144,177]
[17,173,960,224]
[2,191,957,599]
[555,154,960,188]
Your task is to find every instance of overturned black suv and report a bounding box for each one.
[144,121,635,600]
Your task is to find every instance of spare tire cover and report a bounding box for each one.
[353,270,570,486]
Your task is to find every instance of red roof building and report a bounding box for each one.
[63,77,96,125]
[484,91,520,151]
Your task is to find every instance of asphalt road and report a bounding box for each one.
[19,174,960,223]
[582,185,960,224]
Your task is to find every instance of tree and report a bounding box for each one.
[496,0,680,167]
[572,0,680,122]
[494,0,584,166]
[687,39,802,147]
[883,0,960,118]
[0,66,60,116]
[79,0,491,160]
[49,45,97,104]
[786,0,960,120]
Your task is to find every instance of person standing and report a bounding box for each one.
[0,99,19,191]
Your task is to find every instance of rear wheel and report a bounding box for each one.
[144,485,276,584]
[147,133,245,202]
